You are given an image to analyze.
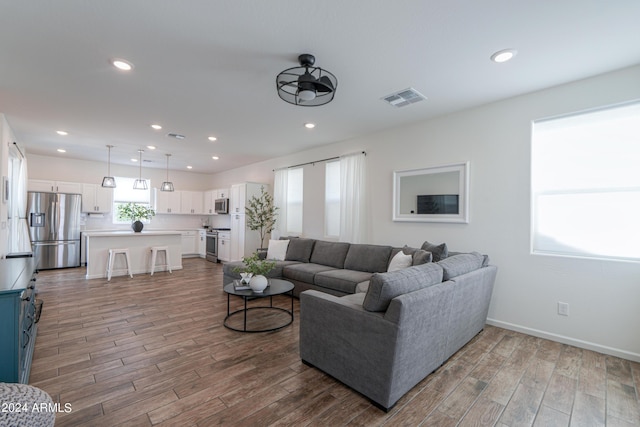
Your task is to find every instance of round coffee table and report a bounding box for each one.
[223,278,294,332]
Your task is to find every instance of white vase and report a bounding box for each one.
[249,275,268,293]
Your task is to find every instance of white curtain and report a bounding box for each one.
[272,168,288,239]
[7,146,31,254]
[339,152,367,243]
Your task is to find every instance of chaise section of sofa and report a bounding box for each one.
[299,254,497,411]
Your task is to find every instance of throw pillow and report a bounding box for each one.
[412,249,432,265]
[266,239,289,261]
[387,251,413,272]
[421,241,448,262]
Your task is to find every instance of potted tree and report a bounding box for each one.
[245,186,278,253]
[117,202,156,232]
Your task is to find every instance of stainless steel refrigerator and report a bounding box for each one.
[27,192,81,269]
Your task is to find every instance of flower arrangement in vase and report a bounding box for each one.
[116,202,156,232]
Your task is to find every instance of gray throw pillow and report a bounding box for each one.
[285,238,316,263]
[421,241,448,262]
[412,249,432,265]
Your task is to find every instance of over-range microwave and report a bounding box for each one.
[214,198,229,214]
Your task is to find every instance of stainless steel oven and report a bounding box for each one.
[205,231,218,262]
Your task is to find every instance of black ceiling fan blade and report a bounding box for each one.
[314,75,334,93]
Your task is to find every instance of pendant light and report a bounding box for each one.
[101,145,116,188]
[133,149,148,190]
[160,154,174,192]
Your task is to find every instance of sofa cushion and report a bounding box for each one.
[266,239,289,260]
[314,269,373,294]
[387,251,413,271]
[421,241,448,262]
[283,263,337,284]
[363,262,444,312]
[437,252,485,280]
[310,241,351,269]
[344,244,393,273]
[285,238,316,263]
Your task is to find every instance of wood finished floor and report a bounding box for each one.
[30,258,640,426]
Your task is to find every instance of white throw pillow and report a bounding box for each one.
[387,251,412,272]
[266,239,289,261]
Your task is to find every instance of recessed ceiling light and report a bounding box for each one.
[56,130,68,136]
[147,145,156,150]
[150,124,162,130]
[208,136,217,142]
[187,165,193,169]
[57,148,66,153]
[304,123,316,129]
[212,156,219,160]
[111,58,133,71]
[490,49,517,63]
[131,158,138,162]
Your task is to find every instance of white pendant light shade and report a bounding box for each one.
[133,149,148,190]
[161,153,174,192]
[101,145,116,188]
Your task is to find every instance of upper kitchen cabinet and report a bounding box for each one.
[28,179,82,194]
[81,184,113,213]
[217,188,229,199]
[229,183,266,214]
[203,190,216,215]
[180,191,204,214]
[154,189,181,214]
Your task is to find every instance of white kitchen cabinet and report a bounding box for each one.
[154,189,181,214]
[217,188,229,199]
[81,183,113,213]
[180,230,198,257]
[203,190,216,215]
[229,184,246,214]
[180,191,204,214]
[198,230,206,258]
[217,231,231,262]
[28,179,82,194]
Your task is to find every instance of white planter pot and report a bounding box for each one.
[249,275,268,293]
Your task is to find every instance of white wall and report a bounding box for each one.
[209,64,640,361]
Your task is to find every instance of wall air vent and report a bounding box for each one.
[381,87,427,108]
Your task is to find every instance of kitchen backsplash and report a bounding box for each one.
[81,212,231,231]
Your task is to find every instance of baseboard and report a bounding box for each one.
[486,318,640,363]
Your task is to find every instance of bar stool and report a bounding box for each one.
[150,246,172,276]
[106,248,133,281]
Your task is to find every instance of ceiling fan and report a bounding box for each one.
[276,54,338,106]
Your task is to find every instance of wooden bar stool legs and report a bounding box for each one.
[106,248,133,281]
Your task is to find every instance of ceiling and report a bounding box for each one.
[1,1,639,174]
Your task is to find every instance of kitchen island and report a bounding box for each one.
[84,230,182,279]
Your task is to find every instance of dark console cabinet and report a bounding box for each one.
[0,257,41,383]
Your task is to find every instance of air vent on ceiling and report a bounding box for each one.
[167,133,185,140]
[381,87,427,108]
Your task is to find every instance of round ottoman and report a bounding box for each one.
[0,383,56,427]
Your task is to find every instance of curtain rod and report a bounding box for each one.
[12,142,25,159]
[273,150,366,172]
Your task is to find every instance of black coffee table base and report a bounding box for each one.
[223,279,294,333]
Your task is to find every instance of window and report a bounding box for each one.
[325,161,340,237]
[112,177,152,224]
[531,101,640,262]
[286,168,303,234]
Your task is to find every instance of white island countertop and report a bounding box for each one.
[83,230,182,237]
[84,230,182,279]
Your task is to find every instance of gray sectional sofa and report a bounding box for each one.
[222,238,433,297]
[222,238,497,411]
